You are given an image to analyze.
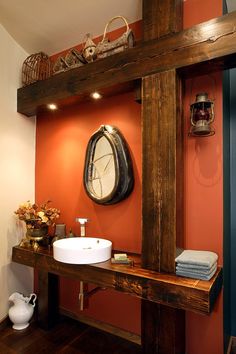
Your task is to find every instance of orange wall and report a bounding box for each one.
[183,1,223,354]
[35,0,224,352]
[184,73,223,354]
[35,93,142,334]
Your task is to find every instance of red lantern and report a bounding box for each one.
[189,93,215,137]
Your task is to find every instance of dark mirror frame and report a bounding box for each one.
[83,125,134,205]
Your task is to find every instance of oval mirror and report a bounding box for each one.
[83,125,134,205]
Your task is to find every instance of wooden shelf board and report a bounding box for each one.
[17,11,236,117]
[12,245,222,315]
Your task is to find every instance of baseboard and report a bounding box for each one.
[60,307,141,345]
[0,316,11,331]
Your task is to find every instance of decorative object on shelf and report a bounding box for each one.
[15,200,60,250]
[8,292,37,330]
[82,33,97,62]
[55,223,66,238]
[51,223,67,245]
[53,49,86,74]
[96,16,134,59]
[22,52,51,86]
[53,56,69,74]
[189,92,215,137]
[83,125,134,205]
[65,48,87,67]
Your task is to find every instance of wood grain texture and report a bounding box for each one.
[141,302,185,354]
[143,0,183,41]
[17,11,236,116]
[12,245,222,315]
[141,2,185,352]
[141,70,183,273]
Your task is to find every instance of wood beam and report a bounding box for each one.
[12,245,223,315]
[141,70,183,272]
[18,11,236,116]
[141,2,184,353]
[37,271,59,329]
[141,302,185,354]
[143,0,183,41]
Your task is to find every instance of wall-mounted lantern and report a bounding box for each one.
[189,92,215,137]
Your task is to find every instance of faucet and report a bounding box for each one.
[75,218,89,237]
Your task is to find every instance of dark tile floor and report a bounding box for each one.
[0,317,142,354]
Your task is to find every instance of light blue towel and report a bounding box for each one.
[175,250,218,269]
[176,262,217,274]
[176,264,217,281]
[176,263,217,278]
[176,262,214,271]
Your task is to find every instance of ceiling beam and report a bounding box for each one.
[18,10,236,116]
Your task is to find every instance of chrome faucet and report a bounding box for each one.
[75,218,89,237]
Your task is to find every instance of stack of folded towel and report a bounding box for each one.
[175,250,218,281]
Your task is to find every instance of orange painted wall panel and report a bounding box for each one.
[184,72,223,354]
[35,0,224,351]
[35,92,142,333]
[183,1,223,354]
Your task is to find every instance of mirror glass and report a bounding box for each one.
[84,125,134,205]
[90,136,116,199]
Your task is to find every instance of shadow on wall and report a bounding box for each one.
[7,216,25,258]
[192,139,222,187]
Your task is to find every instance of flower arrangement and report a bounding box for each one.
[15,200,60,230]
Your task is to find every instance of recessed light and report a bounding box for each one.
[47,103,57,110]
[90,92,102,100]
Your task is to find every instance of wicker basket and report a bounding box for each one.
[22,52,51,86]
[96,16,134,59]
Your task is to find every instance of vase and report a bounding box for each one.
[8,292,37,330]
[26,224,48,250]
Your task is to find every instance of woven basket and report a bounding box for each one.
[96,16,134,59]
[22,52,51,86]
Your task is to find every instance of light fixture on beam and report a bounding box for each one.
[47,103,58,110]
[90,92,102,100]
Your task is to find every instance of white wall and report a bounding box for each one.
[0,24,35,321]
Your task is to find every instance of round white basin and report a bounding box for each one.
[53,237,112,264]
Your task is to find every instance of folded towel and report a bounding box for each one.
[175,250,218,268]
[176,263,217,277]
[176,262,217,274]
[176,262,215,271]
[176,263,217,281]
[176,268,217,281]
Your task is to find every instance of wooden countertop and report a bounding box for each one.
[12,245,222,315]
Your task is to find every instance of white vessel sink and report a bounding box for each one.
[53,237,112,264]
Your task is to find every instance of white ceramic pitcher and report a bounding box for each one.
[8,292,37,330]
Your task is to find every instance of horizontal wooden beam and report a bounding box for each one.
[12,245,222,315]
[18,11,236,116]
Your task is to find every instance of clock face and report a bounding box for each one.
[83,125,134,205]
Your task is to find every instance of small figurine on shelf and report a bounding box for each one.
[82,33,97,62]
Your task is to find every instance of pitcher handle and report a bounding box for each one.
[29,293,37,307]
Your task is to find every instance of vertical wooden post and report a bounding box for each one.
[141,1,185,353]
[37,271,59,330]
[142,70,183,273]
[142,0,183,41]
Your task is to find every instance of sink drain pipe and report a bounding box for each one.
[79,281,107,311]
